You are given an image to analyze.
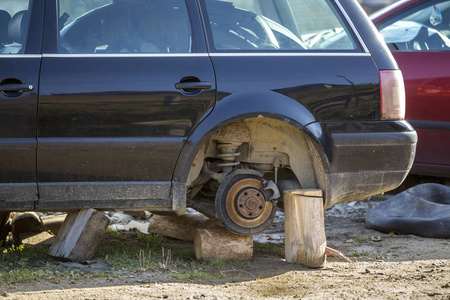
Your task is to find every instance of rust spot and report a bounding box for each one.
[273,147,277,151]
[192,163,196,167]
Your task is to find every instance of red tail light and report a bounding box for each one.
[380,70,405,120]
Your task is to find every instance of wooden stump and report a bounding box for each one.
[148,212,216,241]
[48,209,109,262]
[284,189,326,268]
[11,212,44,244]
[194,227,253,261]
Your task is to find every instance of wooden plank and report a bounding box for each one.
[48,209,109,262]
[284,189,326,268]
[194,227,253,261]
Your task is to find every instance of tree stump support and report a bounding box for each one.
[284,189,326,268]
[48,209,109,262]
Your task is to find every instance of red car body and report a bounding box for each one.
[372,0,450,177]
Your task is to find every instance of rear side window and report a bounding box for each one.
[201,0,358,52]
[0,0,31,54]
[57,0,192,54]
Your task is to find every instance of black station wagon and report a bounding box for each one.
[0,0,417,235]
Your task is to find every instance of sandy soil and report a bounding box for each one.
[1,196,449,299]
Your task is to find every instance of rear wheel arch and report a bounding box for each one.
[174,115,328,234]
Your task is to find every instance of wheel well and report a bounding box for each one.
[186,118,325,200]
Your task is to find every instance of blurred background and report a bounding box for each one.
[358,0,401,14]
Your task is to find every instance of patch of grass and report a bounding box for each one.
[172,249,195,262]
[0,244,89,285]
[357,236,366,245]
[228,260,251,267]
[172,268,217,281]
[389,232,396,237]
[254,242,284,256]
[98,231,176,271]
[209,258,226,269]
[350,251,370,257]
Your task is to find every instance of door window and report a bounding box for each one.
[200,0,358,51]
[57,0,192,54]
[379,1,450,51]
[0,0,31,54]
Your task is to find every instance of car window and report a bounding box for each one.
[0,0,31,54]
[201,0,358,51]
[379,1,450,51]
[58,0,192,54]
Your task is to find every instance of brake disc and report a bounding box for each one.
[215,170,277,235]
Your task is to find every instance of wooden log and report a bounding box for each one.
[48,209,109,262]
[284,189,326,268]
[41,214,67,235]
[194,227,253,261]
[0,212,11,245]
[11,212,44,244]
[148,212,216,241]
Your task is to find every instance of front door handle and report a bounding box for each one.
[175,81,212,90]
[0,84,34,92]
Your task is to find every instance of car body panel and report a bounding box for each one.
[0,0,417,215]
[0,0,44,210]
[35,0,216,209]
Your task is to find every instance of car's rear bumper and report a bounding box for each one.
[306,120,417,208]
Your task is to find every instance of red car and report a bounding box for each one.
[372,0,450,177]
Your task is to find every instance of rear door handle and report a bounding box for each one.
[0,84,34,92]
[175,82,212,90]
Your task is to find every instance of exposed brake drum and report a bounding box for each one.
[215,169,278,235]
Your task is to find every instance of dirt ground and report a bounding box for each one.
[1,193,450,299]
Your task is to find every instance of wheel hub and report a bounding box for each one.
[225,178,273,229]
[236,187,265,219]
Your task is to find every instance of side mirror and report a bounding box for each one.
[430,5,442,26]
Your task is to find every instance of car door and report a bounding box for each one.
[37,0,216,210]
[0,0,43,210]
[377,0,450,175]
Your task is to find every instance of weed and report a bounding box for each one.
[137,249,152,271]
[389,232,396,237]
[357,236,366,245]
[172,268,215,281]
[159,247,172,269]
[350,252,370,257]
[209,258,225,269]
